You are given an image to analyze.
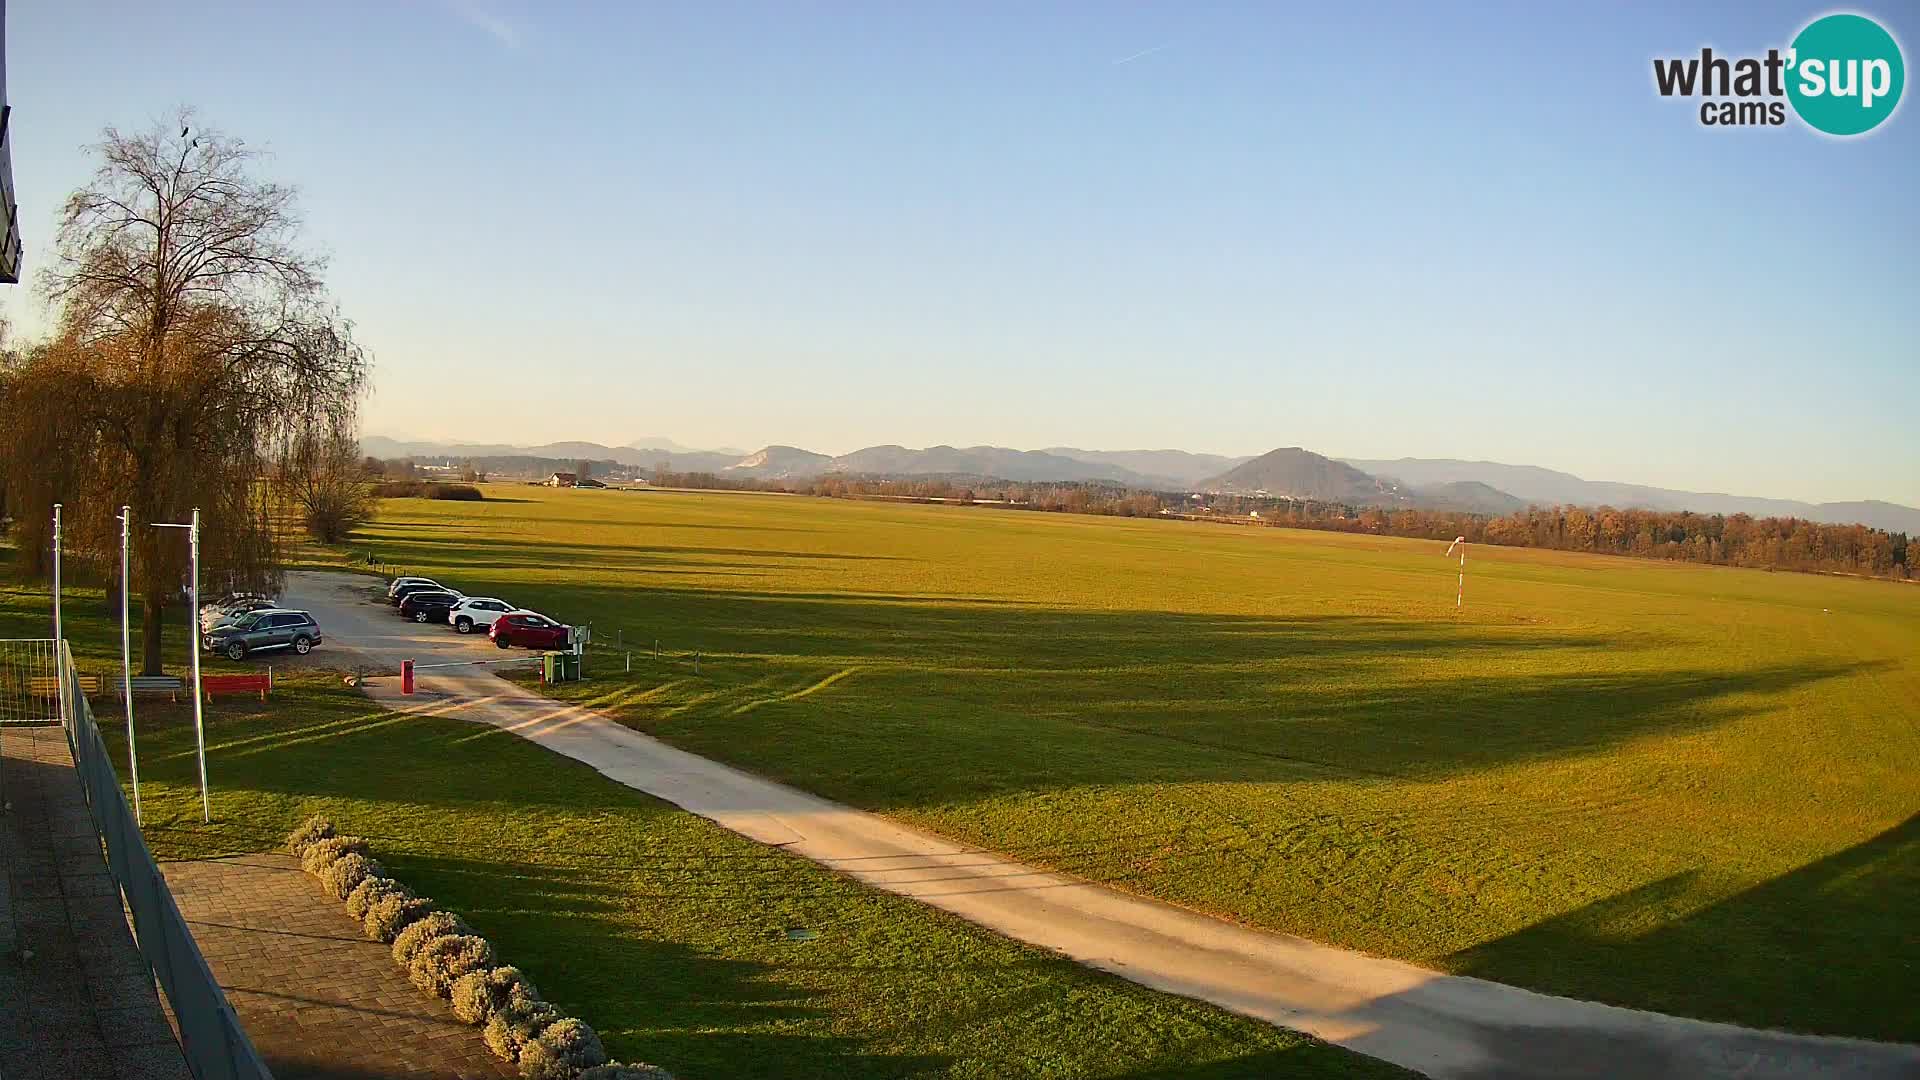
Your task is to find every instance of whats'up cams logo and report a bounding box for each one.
[1654,12,1905,135]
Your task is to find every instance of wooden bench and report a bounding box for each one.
[202,672,272,703]
[123,675,185,701]
[28,674,103,697]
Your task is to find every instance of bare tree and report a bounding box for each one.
[10,110,368,672]
[277,418,373,544]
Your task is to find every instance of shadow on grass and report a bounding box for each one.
[1449,812,1920,1043]
[391,851,954,1079]
[474,587,1878,799]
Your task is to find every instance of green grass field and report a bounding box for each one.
[0,577,1405,1079]
[346,485,1918,1042]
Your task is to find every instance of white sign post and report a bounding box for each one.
[51,503,63,645]
[119,506,143,823]
[153,509,209,823]
[1445,536,1468,609]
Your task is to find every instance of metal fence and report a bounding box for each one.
[12,638,276,1080]
[0,637,61,725]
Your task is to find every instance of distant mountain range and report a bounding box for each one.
[359,436,739,474]
[1201,448,1389,503]
[358,435,1919,533]
[1343,458,1920,535]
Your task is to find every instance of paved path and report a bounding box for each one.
[0,723,193,1080]
[288,570,1920,1080]
[162,851,515,1080]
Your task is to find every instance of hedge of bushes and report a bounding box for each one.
[287,815,674,1080]
[370,481,486,500]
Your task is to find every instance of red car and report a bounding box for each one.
[489,611,570,650]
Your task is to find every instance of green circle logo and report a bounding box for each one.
[1786,13,1905,135]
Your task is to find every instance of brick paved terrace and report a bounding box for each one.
[0,722,193,1080]
[162,851,517,1080]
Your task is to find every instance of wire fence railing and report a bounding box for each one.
[0,637,62,725]
[13,637,276,1080]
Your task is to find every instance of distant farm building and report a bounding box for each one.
[546,472,577,488]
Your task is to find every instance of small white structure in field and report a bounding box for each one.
[1445,536,1467,609]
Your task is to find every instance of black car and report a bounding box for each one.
[398,590,463,623]
[390,580,453,607]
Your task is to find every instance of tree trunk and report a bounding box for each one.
[141,585,167,676]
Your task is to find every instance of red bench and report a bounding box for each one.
[203,672,273,703]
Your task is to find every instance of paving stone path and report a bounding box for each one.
[0,722,193,1080]
[162,851,516,1080]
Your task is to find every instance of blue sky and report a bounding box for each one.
[4,2,1915,504]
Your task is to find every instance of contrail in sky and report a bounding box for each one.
[1112,44,1171,65]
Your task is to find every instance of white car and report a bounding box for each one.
[446,596,516,634]
[387,576,442,599]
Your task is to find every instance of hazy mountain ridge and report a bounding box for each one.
[831,445,1165,485]
[726,445,835,479]
[1043,447,1253,487]
[1405,481,1528,515]
[1345,458,1920,534]
[1199,448,1390,503]
[357,436,1917,532]
[359,436,736,473]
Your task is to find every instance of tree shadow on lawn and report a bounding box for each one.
[352,534,904,581]
[501,587,1881,800]
[1447,812,1920,1044]
[369,518,816,534]
[373,532,906,564]
[378,846,1325,1080]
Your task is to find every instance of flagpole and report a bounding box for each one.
[51,504,63,644]
[120,507,142,824]
[189,508,207,823]
[1445,536,1467,609]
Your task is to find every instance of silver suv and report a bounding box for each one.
[204,609,323,660]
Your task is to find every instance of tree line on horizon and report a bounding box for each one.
[647,469,1916,582]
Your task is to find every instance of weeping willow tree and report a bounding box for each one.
[1,111,367,672]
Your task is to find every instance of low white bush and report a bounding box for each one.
[451,966,540,1026]
[518,1017,608,1080]
[408,933,496,998]
[578,1065,676,1080]
[299,834,370,875]
[345,875,410,921]
[484,1000,561,1065]
[319,853,382,900]
[283,815,337,857]
[363,893,435,944]
[392,910,470,966]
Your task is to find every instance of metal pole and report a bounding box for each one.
[121,507,142,824]
[189,508,208,823]
[52,503,63,644]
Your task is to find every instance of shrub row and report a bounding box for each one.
[370,480,485,500]
[287,815,674,1080]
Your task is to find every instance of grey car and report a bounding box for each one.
[204,609,323,661]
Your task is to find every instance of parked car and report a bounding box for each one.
[398,589,463,624]
[200,596,276,631]
[387,576,441,600]
[205,609,323,660]
[390,580,457,607]
[446,597,515,634]
[489,611,570,650]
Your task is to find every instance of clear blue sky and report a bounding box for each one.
[4,2,1915,504]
